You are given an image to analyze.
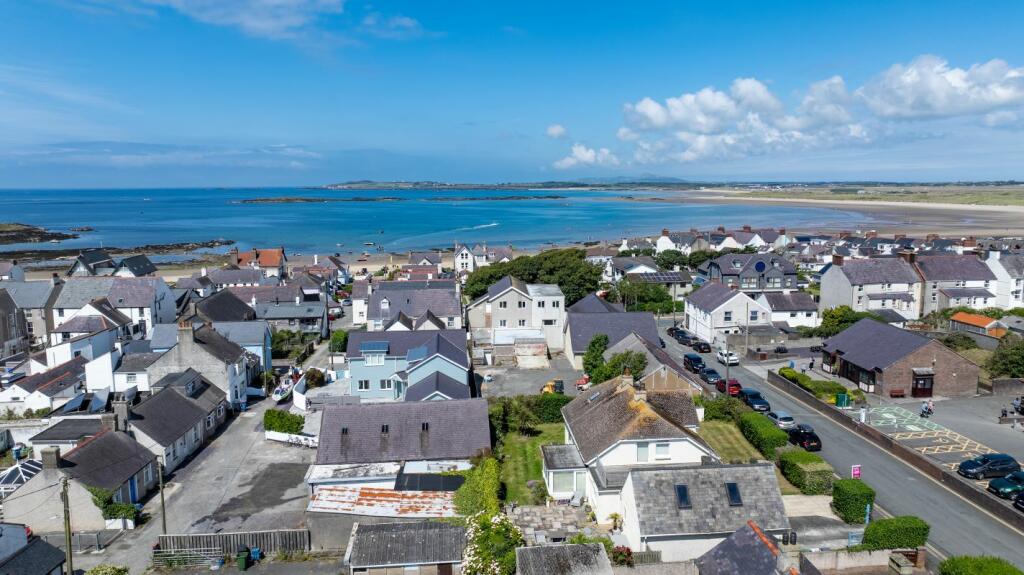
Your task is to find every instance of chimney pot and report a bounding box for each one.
[716,226,725,233]
[41,446,61,470]
[742,224,752,232]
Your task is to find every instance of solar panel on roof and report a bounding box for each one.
[89,388,110,413]
[123,386,138,403]
[359,341,390,353]
[62,392,87,413]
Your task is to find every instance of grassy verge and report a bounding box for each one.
[699,420,801,495]
[499,423,564,505]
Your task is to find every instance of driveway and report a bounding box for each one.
[477,355,582,397]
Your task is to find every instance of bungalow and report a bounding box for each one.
[620,463,789,562]
[654,229,711,255]
[465,276,566,352]
[0,288,27,359]
[0,279,60,348]
[146,323,251,408]
[0,521,65,575]
[563,299,659,370]
[949,311,1007,338]
[3,430,157,533]
[701,253,798,293]
[0,261,25,282]
[695,521,793,575]
[0,356,86,415]
[821,318,979,398]
[346,330,470,402]
[540,374,714,523]
[683,282,772,347]
[756,292,821,329]
[345,522,466,575]
[915,253,996,315]
[602,332,694,385]
[50,276,176,338]
[28,418,102,454]
[818,255,923,320]
[603,256,659,283]
[985,251,1024,310]
[229,247,288,277]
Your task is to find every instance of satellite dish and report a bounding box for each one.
[754,261,767,273]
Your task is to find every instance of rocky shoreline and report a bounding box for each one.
[240,194,566,204]
[0,223,78,245]
[0,238,235,262]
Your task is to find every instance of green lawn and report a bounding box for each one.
[699,420,801,495]
[500,423,564,504]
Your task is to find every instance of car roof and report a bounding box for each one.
[796,424,814,431]
[740,388,760,395]
[774,411,791,417]
[985,453,1016,461]
[684,353,703,360]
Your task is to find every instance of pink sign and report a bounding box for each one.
[852,464,862,479]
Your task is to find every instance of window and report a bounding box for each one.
[57,309,64,318]
[499,301,508,309]
[537,301,546,308]
[380,379,393,390]
[498,319,507,327]
[636,442,649,462]
[789,312,797,318]
[137,307,145,314]
[144,463,152,484]
[553,301,560,308]
[723,311,733,322]
[725,482,743,506]
[857,285,863,292]
[192,427,199,443]
[381,424,389,434]
[750,311,758,321]
[421,422,429,431]
[126,373,137,384]
[518,319,526,327]
[552,471,575,493]
[675,484,691,509]
[341,427,348,435]
[365,353,384,366]
[358,380,370,391]
[113,490,122,503]
[447,317,455,327]
[543,319,556,326]
[164,448,173,461]
[207,414,214,429]
[655,443,670,460]
[217,404,225,417]
[805,312,813,317]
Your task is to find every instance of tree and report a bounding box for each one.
[939,332,979,351]
[593,351,648,383]
[583,334,609,375]
[620,248,655,257]
[329,329,348,353]
[609,279,681,313]
[988,333,1024,378]
[810,306,885,337]
[507,397,538,434]
[304,368,326,388]
[686,250,715,268]
[463,248,602,305]
[655,249,687,270]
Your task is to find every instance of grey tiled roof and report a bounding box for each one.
[836,258,920,285]
[368,282,461,322]
[916,254,995,281]
[347,330,468,369]
[516,544,613,575]
[404,372,470,401]
[29,418,102,443]
[153,369,226,413]
[610,256,658,273]
[148,323,178,350]
[54,276,167,309]
[116,254,158,276]
[409,252,442,265]
[568,294,624,313]
[822,319,929,371]
[760,292,816,312]
[316,398,490,465]
[195,290,257,322]
[211,321,270,346]
[115,352,165,373]
[0,280,56,309]
[52,315,119,334]
[541,444,585,470]
[204,268,264,286]
[253,301,326,320]
[15,357,86,397]
[226,285,303,304]
[865,292,914,301]
[349,522,465,569]
[684,282,740,312]
[940,287,996,299]
[995,253,1024,279]
[710,253,796,276]
[0,538,66,575]
[566,311,658,353]
[130,387,208,446]
[191,325,246,363]
[487,275,529,298]
[62,430,155,490]
[630,463,789,536]
[696,521,784,575]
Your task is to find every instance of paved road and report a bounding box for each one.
[657,325,1024,566]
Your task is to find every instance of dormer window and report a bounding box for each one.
[380,298,390,310]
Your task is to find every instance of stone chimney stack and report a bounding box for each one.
[716,226,726,233]
[898,250,917,264]
[41,446,61,469]
[661,228,670,237]
[51,273,62,286]
[112,399,130,431]
[100,413,117,432]
[742,224,752,232]
[865,230,877,239]
[832,254,844,267]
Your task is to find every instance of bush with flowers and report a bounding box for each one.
[461,512,524,575]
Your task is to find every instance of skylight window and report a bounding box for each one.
[675,484,691,509]
[726,482,743,506]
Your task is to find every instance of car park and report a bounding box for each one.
[693,341,712,353]
[957,453,1021,480]
[987,471,1024,499]
[766,411,797,430]
[683,353,705,373]
[739,389,771,412]
[716,378,742,396]
[700,368,723,386]
[716,349,740,366]
[788,424,821,451]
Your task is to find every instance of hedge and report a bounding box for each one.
[524,393,574,423]
[737,412,789,459]
[778,449,834,495]
[702,396,749,422]
[939,556,1024,575]
[453,458,501,516]
[859,516,930,550]
[778,367,865,404]
[263,409,305,434]
[832,479,876,523]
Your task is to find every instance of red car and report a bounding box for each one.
[716,378,742,396]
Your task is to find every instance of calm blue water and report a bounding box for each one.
[0,188,873,254]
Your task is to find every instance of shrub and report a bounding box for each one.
[940,332,979,351]
[567,533,613,555]
[524,393,573,423]
[737,412,788,459]
[939,556,1024,575]
[610,546,634,567]
[86,566,130,575]
[859,516,930,550]
[263,409,305,434]
[779,449,834,495]
[329,329,348,352]
[453,458,501,516]
[778,368,865,404]
[462,513,524,575]
[702,396,749,422]
[832,479,876,524]
[527,480,548,505]
[304,368,326,389]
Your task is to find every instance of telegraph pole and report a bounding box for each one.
[159,457,167,535]
[61,477,73,575]
[745,301,751,353]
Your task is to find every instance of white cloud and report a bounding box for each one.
[546,124,567,139]
[141,0,346,39]
[360,12,431,40]
[984,110,1019,127]
[857,55,1024,119]
[616,127,639,141]
[553,143,620,169]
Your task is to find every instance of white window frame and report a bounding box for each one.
[655,443,670,460]
[358,380,370,391]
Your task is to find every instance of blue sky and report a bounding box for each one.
[2,0,1024,187]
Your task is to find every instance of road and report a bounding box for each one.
[657,324,1024,567]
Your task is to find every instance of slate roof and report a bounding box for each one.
[566,311,658,354]
[29,418,102,443]
[0,537,66,575]
[191,325,246,363]
[116,254,157,276]
[487,275,529,298]
[226,285,303,304]
[153,369,226,413]
[404,372,470,401]
[541,443,586,470]
[610,256,658,273]
[368,283,461,322]
[872,308,910,324]
[175,275,213,290]
[685,282,741,312]
[561,378,703,463]
[630,463,789,536]
[409,252,442,265]
[61,430,155,490]
[915,254,995,281]
[516,544,613,575]
[52,315,119,334]
[347,330,468,368]
[835,258,920,285]
[148,323,178,350]
[628,271,692,284]
[15,357,87,397]
[568,294,624,313]
[351,280,369,299]
[760,292,817,312]
[129,387,208,446]
[254,301,326,320]
[711,253,796,276]
[865,292,914,301]
[195,290,257,321]
[115,352,165,373]
[822,319,930,371]
[0,281,55,309]
[940,287,996,299]
[53,276,167,309]
[995,253,1024,279]
[316,399,490,465]
[348,522,465,569]
[210,321,269,346]
[604,332,685,377]
[204,268,264,286]
[696,521,785,575]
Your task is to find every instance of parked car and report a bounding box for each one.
[340,298,352,306]
[716,349,740,366]
[667,326,680,337]
[988,471,1024,499]
[674,332,694,346]
[766,411,797,430]
[716,378,742,397]
[809,345,823,353]
[683,353,705,373]
[788,424,822,451]
[957,453,1020,480]
[739,388,771,412]
[1014,493,1024,514]
[774,345,789,354]
[700,368,723,386]
[693,341,712,353]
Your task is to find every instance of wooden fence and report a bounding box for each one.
[158,529,310,554]
[633,550,662,565]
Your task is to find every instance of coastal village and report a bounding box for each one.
[0,223,1024,574]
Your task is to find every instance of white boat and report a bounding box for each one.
[271,382,294,403]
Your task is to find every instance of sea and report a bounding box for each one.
[0,188,873,256]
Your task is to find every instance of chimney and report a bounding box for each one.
[112,399,130,431]
[100,413,117,432]
[690,227,698,233]
[865,230,877,239]
[51,272,62,286]
[716,226,726,233]
[778,227,786,236]
[838,230,852,239]
[926,233,939,242]
[742,224,752,232]
[41,447,61,470]
[295,295,301,305]
[963,236,977,248]
[313,254,319,265]
[832,254,844,267]
[988,250,1001,261]
[200,266,208,277]
[251,295,257,306]
[661,228,670,237]
[898,250,917,264]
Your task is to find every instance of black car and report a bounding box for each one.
[957,453,1020,480]
[739,388,771,412]
[693,341,712,353]
[666,326,680,337]
[683,353,705,373]
[700,368,723,386]
[788,424,822,451]
[674,332,694,346]
[659,337,666,348]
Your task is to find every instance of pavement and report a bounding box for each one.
[655,320,1024,568]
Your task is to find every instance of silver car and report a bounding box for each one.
[767,411,797,430]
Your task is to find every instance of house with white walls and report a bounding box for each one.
[146,323,251,408]
[0,356,87,415]
[984,251,1024,310]
[603,257,659,283]
[49,298,132,345]
[654,229,711,255]
[683,282,772,346]
[540,374,714,524]
[915,253,996,315]
[0,261,25,282]
[755,292,821,329]
[465,276,566,352]
[818,255,923,320]
[50,277,175,339]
